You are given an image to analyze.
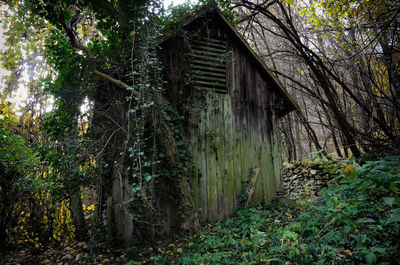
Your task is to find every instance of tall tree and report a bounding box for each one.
[234,0,400,157]
[1,0,205,245]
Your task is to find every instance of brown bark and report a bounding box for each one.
[236,0,398,156]
[111,162,134,245]
[296,110,329,158]
[70,189,88,241]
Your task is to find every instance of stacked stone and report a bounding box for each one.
[282,161,338,200]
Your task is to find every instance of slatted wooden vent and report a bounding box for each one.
[190,37,227,93]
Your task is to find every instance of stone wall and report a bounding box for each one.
[281,161,339,199]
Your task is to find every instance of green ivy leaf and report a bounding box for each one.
[385,210,400,225]
[370,246,387,256]
[357,218,375,224]
[365,252,376,265]
[382,197,394,207]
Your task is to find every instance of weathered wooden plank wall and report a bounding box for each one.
[160,19,286,224]
[189,91,283,222]
[188,33,285,222]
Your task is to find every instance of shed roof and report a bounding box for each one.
[163,2,298,117]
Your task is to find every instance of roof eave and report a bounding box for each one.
[213,8,299,116]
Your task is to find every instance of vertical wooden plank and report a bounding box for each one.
[277,134,285,191]
[205,91,211,221]
[242,56,253,205]
[198,91,208,220]
[224,40,235,217]
[207,91,218,222]
[215,93,226,220]
[233,118,241,208]
[231,45,242,210]
[223,95,235,218]
[260,140,270,201]
[256,72,268,203]
[239,52,248,198]
[214,92,221,221]
[214,93,221,220]
[252,134,264,205]
[272,132,282,192]
[189,94,199,210]
[239,128,246,201]
[267,136,276,200]
[247,133,255,207]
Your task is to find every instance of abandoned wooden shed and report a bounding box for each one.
[157,3,298,232]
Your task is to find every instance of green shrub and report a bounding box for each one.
[0,118,40,249]
[135,156,400,265]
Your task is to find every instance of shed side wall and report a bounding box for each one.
[160,16,285,224]
[189,32,284,222]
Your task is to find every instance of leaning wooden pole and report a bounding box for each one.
[245,168,261,208]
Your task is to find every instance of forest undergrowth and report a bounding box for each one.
[131,156,400,265]
[2,124,400,265]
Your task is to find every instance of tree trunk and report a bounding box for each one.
[111,162,134,246]
[296,110,329,158]
[70,189,88,241]
[0,182,10,251]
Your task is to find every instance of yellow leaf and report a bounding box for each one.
[343,164,356,175]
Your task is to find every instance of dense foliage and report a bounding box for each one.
[0,98,77,252]
[0,0,237,248]
[137,156,400,264]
